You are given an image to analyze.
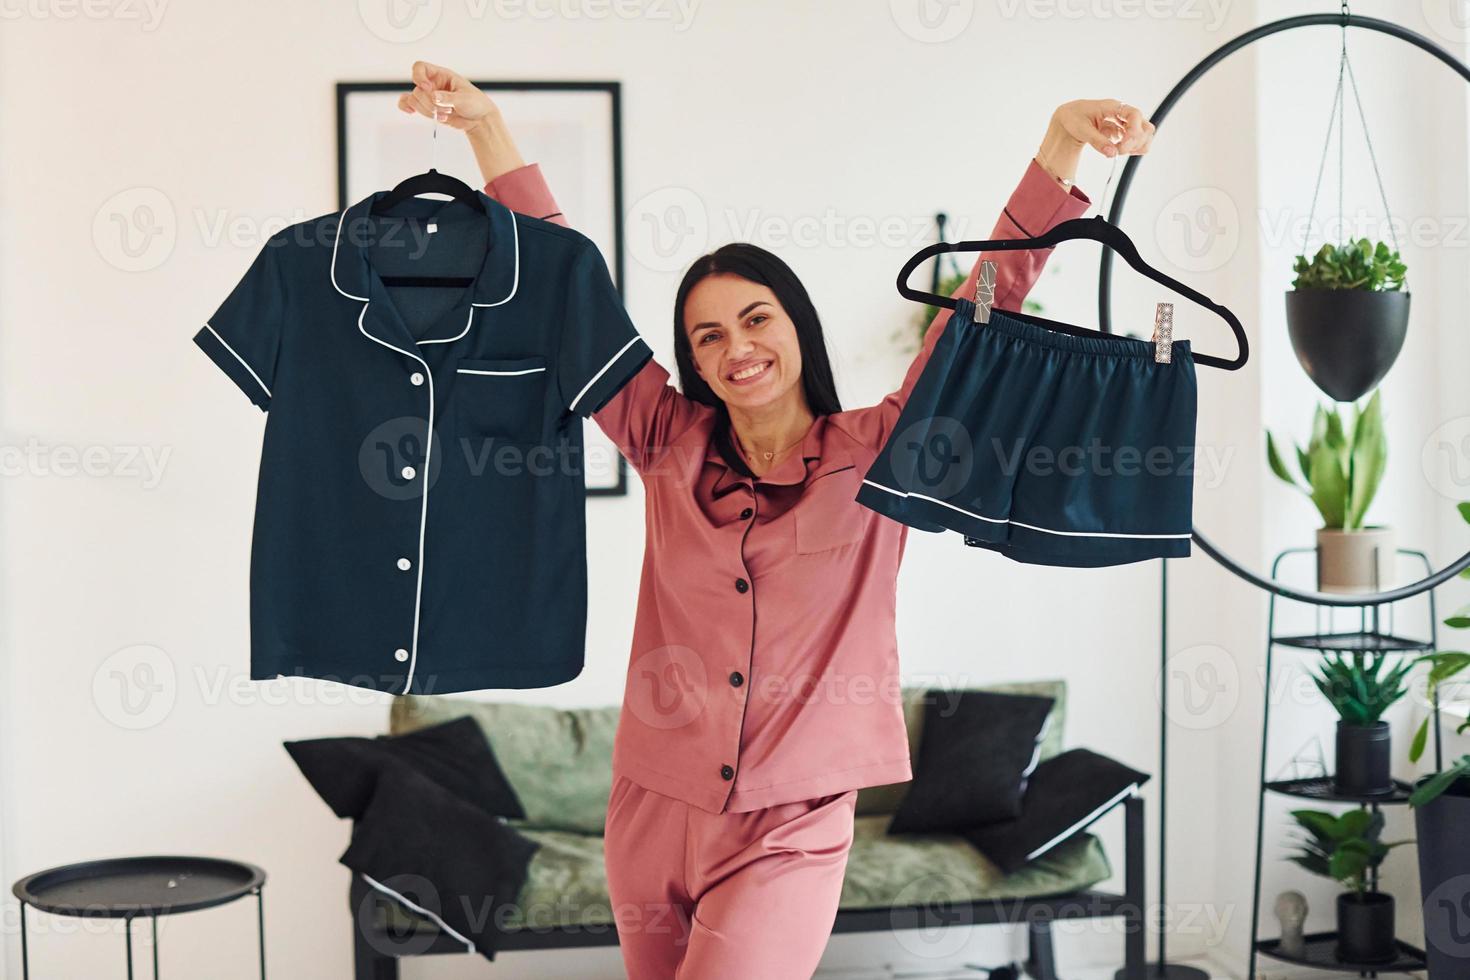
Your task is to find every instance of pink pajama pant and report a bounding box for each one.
[603,773,859,979]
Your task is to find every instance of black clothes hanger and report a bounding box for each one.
[369,168,487,288]
[896,213,1249,371]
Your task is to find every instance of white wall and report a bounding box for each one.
[1,2,1462,978]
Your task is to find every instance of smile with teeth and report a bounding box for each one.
[729,361,772,383]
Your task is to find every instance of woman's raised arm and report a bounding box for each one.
[837,100,1154,453]
[400,61,708,475]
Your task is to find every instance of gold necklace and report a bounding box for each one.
[734,429,805,463]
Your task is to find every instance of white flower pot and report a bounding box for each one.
[1316,526,1395,594]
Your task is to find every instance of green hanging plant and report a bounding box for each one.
[1292,238,1406,292]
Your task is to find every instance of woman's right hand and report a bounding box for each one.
[398,61,526,185]
[397,61,498,131]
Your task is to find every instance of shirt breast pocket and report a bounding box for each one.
[793,466,865,555]
[453,356,549,444]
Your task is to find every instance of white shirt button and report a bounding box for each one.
[394,648,409,662]
[410,372,424,386]
[401,466,416,480]
[396,558,412,571]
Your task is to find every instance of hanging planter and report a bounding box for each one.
[1286,240,1409,403]
[1266,390,1391,593]
[1285,28,1410,404]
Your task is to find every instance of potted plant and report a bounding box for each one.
[1405,526,1470,974]
[1286,238,1409,403]
[1287,808,1412,964]
[1308,649,1414,796]
[1267,391,1391,593]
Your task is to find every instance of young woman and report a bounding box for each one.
[399,61,1154,979]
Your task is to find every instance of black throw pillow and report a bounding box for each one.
[965,748,1150,874]
[340,760,540,962]
[285,716,523,821]
[888,689,1056,835]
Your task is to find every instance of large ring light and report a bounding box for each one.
[1098,12,1470,606]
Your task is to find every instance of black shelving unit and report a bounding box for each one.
[1248,547,1443,979]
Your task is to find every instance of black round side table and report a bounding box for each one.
[12,855,266,979]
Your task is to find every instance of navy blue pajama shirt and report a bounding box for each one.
[194,190,652,695]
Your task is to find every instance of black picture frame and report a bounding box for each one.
[335,80,630,497]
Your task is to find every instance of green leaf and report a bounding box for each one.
[1308,437,1349,528]
[1347,391,1386,529]
[1267,432,1304,490]
[1410,718,1430,763]
[1410,766,1465,808]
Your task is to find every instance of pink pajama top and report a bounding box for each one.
[485,159,1091,813]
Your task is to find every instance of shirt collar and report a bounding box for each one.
[708,414,853,494]
[329,188,520,311]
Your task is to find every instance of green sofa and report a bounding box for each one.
[351,680,1146,979]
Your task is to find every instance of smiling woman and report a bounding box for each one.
[400,58,1152,980]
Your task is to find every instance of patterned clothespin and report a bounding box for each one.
[974,260,996,324]
[1152,302,1174,363]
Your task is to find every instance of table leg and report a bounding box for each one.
[152,915,159,979]
[256,887,266,980]
[125,915,135,980]
[19,902,29,980]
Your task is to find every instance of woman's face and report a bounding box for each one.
[683,273,804,414]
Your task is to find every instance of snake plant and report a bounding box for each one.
[1266,390,1386,531]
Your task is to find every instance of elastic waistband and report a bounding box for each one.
[956,298,1193,361]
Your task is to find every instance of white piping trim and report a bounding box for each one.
[330,204,369,302]
[359,873,475,953]
[203,322,272,399]
[418,306,476,347]
[569,336,642,413]
[357,302,432,696]
[457,367,546,377]
[332,202,520,313]
[859,479,1192,540]
[470,211,519,308]
[1023,783,1141,863]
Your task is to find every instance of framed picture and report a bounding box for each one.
[336,81,630,496]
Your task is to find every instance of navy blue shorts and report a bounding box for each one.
[856,299,1197,567]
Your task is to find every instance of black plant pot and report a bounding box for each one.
[1415,775,1470,975]
[1285,289,1410,402]
[1335,720,1393,796]
[1336,891,1397,964]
